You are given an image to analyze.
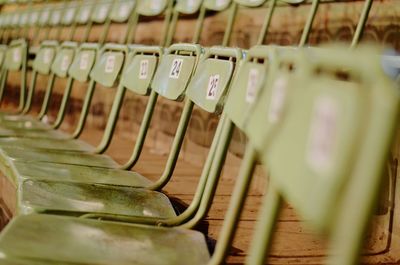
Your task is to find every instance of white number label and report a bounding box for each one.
[61,55,70,71]
[13,48,21,63]
[169,59,183,79]
[43,49,53,64]
[105,55,116,73]
[306,96,338,174]
[206,74,220,100]
[246,68,259,103]
[268,77,287,123]
[139,60,149,79]
[79,52,90,70]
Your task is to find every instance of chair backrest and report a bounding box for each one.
[224,45,273,131]
[49,5,64,28]
[32,40,58,75]
[110,0,136,23]
[1,39,27,111]
[174,0,203,15]
[151,43,201,101]
[136,0,170,17]
[75,2,95,25]
[185,46,241,114]
[37,6,51,28]
[203,0,231,11]
[68,43,100,83]
[89,44,127,88]
[51,42,77,79]
[0,44,7,68]
[4,39,27,72]
[120,45,162,96]
[91,0,114,24]
[62,2,79,26]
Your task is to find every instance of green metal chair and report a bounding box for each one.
[243,46,399,265]
[0,39,27,114]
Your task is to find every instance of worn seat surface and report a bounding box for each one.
[0,214,210,265]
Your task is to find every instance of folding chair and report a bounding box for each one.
[90,0,115,45]
[0,39,27,114]
[244,46,399,265]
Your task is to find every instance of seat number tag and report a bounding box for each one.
[43,49,53,64]
[169,59,183,79]
[13,48,21,63]
[306,96,338,174]
[61,55,70,71]
[268,77,287,123]
[105,55,116,73]
[246,68,259,103]
[80,53,90,70]
[206,74,220,100]
[139,60,149,79]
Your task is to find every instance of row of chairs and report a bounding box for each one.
[0,35,398,265]
[0,0,399,264]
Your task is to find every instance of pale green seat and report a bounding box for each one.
[0,214,210,265]
[244,46,400,265]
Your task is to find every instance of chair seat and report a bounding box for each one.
[0,117,50,130]
[0,147,118,171]
[0,127,69,139]
[19,179,177,218]
[0,214,210,265]
[13,160,153,187]
[0,137,94,152]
